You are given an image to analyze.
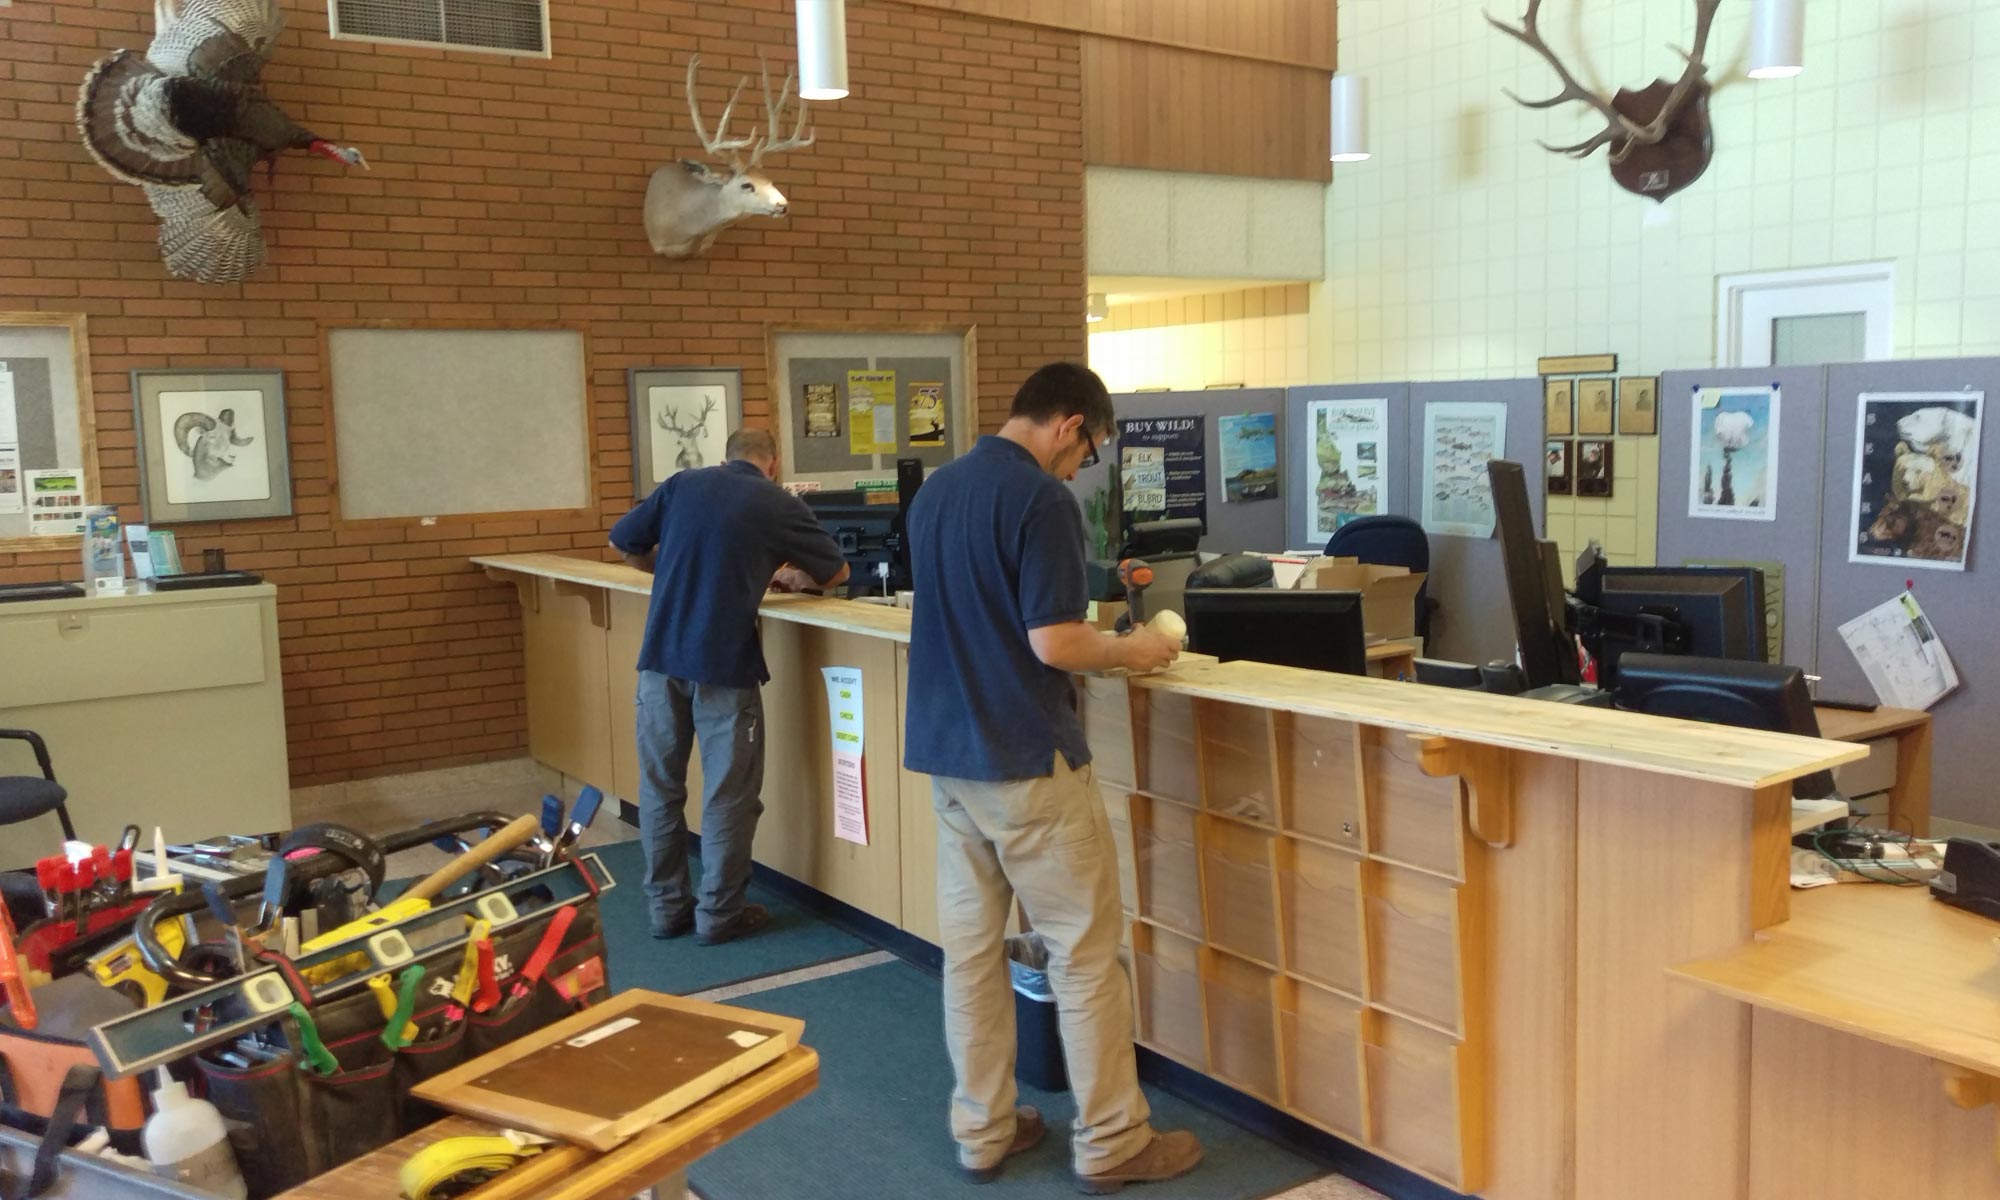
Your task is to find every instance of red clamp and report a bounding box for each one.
[511,905,578,1003]
[472,938,500,1014]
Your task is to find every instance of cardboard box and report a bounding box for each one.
[1294,556,1427,640]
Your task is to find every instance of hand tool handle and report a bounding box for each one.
[402,814,541,904]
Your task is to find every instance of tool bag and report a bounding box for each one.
[193,896,610,1198]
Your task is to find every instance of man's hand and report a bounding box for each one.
[770,565,818,593]
[1119,625,1181,674]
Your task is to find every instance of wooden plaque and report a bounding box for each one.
[1618,376,1659,434]
[411,990,804,1151]
[1576,439,1614,497]
[1544,379,1574,436]
[1576,377,1615,435]
[1538,353,1618,375]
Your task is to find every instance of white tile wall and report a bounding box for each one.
[1089,286,1314,392]
[1319,0,2000,382]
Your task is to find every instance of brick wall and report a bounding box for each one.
[0,0,1085,784]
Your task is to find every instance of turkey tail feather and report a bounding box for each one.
[146,183,265,283]
[76,50,203,186]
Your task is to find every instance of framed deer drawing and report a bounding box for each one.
[629,366,743,495]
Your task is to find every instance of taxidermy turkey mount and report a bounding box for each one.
[1486,0,1719,202]
[76,0,369,284]
[644,56,815,259]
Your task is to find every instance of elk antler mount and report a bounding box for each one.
[1486,0,1720,201]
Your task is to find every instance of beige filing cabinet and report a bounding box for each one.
[0,584,290,867]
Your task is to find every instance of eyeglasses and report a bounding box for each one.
[1078,427,1100,469]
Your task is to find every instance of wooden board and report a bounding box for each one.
[412,991,804,1151]
[279,1047,818,1200]
[897,0,1337,70]
[1671,883,2000,1079]
[1811,703,1929,744]
[1082,37,1332,181]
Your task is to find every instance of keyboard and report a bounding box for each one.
[0,581,85,603]
[152,571,263,592]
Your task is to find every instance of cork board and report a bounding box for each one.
[0,314,100,551]
[326,328,591,521]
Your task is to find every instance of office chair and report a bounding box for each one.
[1324,514,1435,642]
[0,730,76,842]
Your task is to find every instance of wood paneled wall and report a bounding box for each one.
[898,0,1337,70]
[1082,38,1332,182]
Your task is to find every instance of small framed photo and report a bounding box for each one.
[1577,377,1615,435]
[1544,378,1574,436]
[1618,376,1659,435]
[1545,439,1573,495]
[133,368,291,524]
[1577,439,1614,496]
[629,367,743,496]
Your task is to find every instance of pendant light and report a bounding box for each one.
[797,0,849,100]
[1329,74,1369,163]
[1747,0,1804,79]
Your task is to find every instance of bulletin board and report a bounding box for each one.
[768,328,974,486]
[326,328,592,522]
[0,313,100,551]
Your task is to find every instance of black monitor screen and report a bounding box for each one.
[1615,652,1833,798]
[1182,588,1368,676]
[1596,567,1764,685]
[1487,460,1578,688]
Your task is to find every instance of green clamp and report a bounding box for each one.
[380,965,428,1051]
[289,1002,338,1076]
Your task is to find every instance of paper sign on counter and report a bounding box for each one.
[822,667,869,845]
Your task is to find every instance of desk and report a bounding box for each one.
[1672,886,2000,1193]
[1813,703,1932,836]
[278,1046,818,1200]
[1364,638,1419,680]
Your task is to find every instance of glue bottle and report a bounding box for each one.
[144,1068,247,1198]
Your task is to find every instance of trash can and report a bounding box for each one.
[1007,933,1069,1093]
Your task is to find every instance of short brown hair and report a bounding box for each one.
[1010,362,1113,438]
[726,428,777,462]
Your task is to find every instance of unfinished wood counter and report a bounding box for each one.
[477,551,1865,1200]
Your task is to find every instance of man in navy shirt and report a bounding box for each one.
[906,364,1201,1191]
[610,429,848,945]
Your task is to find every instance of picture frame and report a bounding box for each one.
[1545,439,1573,495]
[1544,378,1574,436]
[629,366,743,497]
[1618,376,1659,435]
[1576,377,1615,435]
[1577,439,1615,497]
[0,313,100,551]
[132,367,290,524]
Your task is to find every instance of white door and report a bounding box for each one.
[1716,263,1895,367]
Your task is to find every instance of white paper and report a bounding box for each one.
[1421,402,1508,538]
[1120,446,1166,512]
[822,666,869,846]
[157,389,270,504]
[0,444,20,515]
[125,523,154,579]
[871,401,897,451]
[1688,385,1780,521]
[1837,590,1959,710]
[0,365,16,444]
[1306,398,1389,542]
[648,384,729,483]
[24,467,84,537]
[1848,391,1982,572]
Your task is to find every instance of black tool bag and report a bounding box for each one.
[194,899,609,1198]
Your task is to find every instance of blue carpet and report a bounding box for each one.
[588,839,873,996]
[688,959,1326,1200]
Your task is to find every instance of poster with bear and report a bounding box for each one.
[1848,392,1982,571]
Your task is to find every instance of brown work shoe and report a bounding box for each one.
[959,1106,1047,1184]
[1075,1130,1204,1194]
[697,903,770,945]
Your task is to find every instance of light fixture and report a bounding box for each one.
[1329,73,1369,162]
[797,0,849,100]
[1086,293,1109,323]
[1747,0,1804,79]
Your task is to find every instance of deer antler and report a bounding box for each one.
[748,58,814,167]
[1615,0,1720,159]
[686,55,756,165]
[696,394,719,425]
[1484,0,1650,159]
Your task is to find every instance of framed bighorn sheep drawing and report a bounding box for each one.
[133,367,292,523]
[1487,0,1720,201]
[628,366,744,494]
[644,57,815,258]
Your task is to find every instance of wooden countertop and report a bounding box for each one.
[1813,703,1930,743]
[474,552,1859,789]
[1670,886,2000,1079]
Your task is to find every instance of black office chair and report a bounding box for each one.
[0,730,76,843]
[1324,514,1435,642]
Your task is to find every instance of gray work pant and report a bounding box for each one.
[635,670,765,935]
[932,755,1154,1174]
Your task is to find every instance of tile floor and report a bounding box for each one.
[295,759,1387,1200]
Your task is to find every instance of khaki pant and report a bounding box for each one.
[932,755,1153,1174]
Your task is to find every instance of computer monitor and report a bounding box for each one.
[1615,653,1835,799]
[1487,460,1580,688]
[1182,588,1368,676]
[1588,566,1766,688]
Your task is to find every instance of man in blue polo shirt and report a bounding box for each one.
[906,363,1202,1191]
[610,428,849,946]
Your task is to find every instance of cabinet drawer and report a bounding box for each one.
[0,597,267,708]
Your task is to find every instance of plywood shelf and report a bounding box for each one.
[1132,793,1205,939]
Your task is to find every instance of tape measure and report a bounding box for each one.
[399,1133,549,1199]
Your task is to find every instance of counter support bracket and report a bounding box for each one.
[1932,1061,2000,1166]
[483,567,539,614]
[1414,735,1514,850]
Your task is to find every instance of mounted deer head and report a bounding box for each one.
[658,393,721,470]
[1486,0,1720,201]
[643,56,815,258]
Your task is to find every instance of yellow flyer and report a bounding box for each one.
[847,370,897,456]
